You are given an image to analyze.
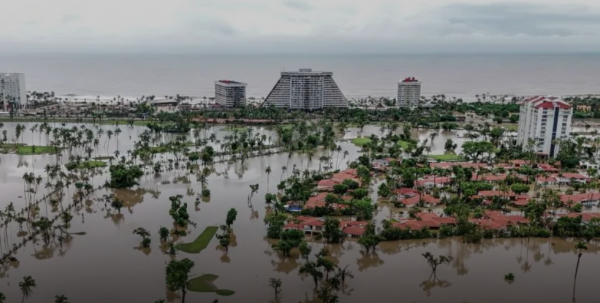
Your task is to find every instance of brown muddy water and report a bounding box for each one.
[0,123,599,303]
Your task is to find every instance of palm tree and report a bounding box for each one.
[574,241,587,280]
[54,295,69,303]
[573,241,588,302]
[265,166,271,189]
[19,276,36,303]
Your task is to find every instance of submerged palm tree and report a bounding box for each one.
[572,241,588,303]
[54,295,69,303]
[19,276,36,303]
[574,241,587,280]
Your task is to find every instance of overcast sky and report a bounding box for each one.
[1,0,600,54]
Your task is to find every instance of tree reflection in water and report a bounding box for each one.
[356,251,383,272]
[271,255,301,274]
[420,278,451,297]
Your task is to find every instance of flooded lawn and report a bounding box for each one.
[1,122,600,303]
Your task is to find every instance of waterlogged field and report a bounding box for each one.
[0,122,599,303]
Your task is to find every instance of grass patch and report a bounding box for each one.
[14,145,59,155]
[351,137,371,146]
[428,154,463,161]
[398,140,410,149]
[65,160,107,170]
[175,226,218,254]
[504,124,518,131]
[187,274,235,296]
[280,124,294,131]
[94,156,114,160]
[223,126,249,132]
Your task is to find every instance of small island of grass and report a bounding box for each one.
[65,160,107,170]
[187,274,235,296]
[351,137,371,146]
[223,126,249,132]
[175,226,218,254]
[351,138,411,149]
[1,144,60,155]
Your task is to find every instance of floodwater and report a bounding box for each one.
[0,122,599,303]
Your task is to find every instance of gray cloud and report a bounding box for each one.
[282,0,312,11]
[438,3,600,37]
[60,14,79,25]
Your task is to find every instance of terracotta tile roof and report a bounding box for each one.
[415,177,452,187]
[342,226,365,236]
[536,176,557,182]
[400,194,441,205]
[478,190,516,197]
[396,188,418,196]
[565,213,600,221]
[560,193,600,204]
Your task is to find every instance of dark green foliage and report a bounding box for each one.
[108,163,144,188]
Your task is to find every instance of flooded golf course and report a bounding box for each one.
[0,122,599,303]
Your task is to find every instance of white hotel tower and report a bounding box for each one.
[0,73,26,110]
[262,68,347,110]
[397,77,421,108]
[516,96,573,157]
[214,80,247,108]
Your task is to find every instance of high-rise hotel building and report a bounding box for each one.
[262,68,347,110]
[516,96,572,157]
[397,77,421,108]
[214,80,247,107]
[0,73,26,110]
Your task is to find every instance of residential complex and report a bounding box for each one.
[516,96,573,157]
[214,80,247,108]
[0,73,26,111]
[397,77,421,108]
[262,68,347,110]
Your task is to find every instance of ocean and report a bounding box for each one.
[1,53,599,101]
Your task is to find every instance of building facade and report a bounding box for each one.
[517,96,573,157]
[0,73,26,110]
[214,80,247,108]
[262,69,347,110]
[397,77,421,108]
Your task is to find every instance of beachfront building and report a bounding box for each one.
[214,80,247,108]
[397,77,421,108]
[0,73,26,111]
[262,68,347,110]
[517,96,573,157]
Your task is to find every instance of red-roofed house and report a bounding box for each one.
[536,176,557,186]
[478,191,516,198]
[332,169,359,183]
[560,193,600,207]
[342,226,365,238]
[430,162,490,170]
[415,177,452,188]
[513,195,531,206]
[396,187,418,196]
[317,179,339,191]
[400,194,441,207]
[555,173,589,185]
[565,212,600,222]
[538,163,559,172]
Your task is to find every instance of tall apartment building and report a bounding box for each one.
[262,68,347,110]
[214,80,247,108]
[516,96,572,157]
[397,77,421,108]
[0,73,26,110]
